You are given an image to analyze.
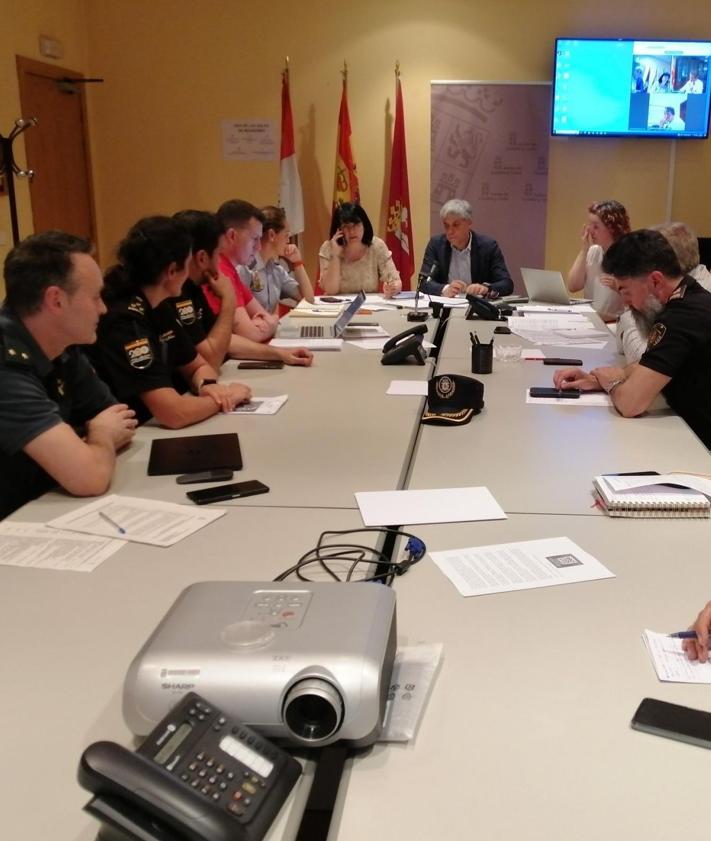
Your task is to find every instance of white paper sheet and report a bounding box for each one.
[47,495,225,547]
[642,630,711,683]
[386,380,429,396]
[231,395,288,415]
[0,522,123,572]
[514,304,596,314]
[429,536,615,597]
[271,338,343,351]
[355,487,506,526]
[526,389,613,407]
[604,473,711,498]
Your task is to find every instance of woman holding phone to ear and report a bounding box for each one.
[318,202,402,297]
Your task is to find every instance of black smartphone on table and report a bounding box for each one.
[237,361,285,370]
[529,387,581,399]
[543,358,584,366]
[175,469,234,485]
[631,697,711,749]
[186,480,270,504]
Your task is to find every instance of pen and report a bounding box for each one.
[99,510,126,535]
[668,631,708,640]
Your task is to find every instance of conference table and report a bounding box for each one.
[3,299,711,841]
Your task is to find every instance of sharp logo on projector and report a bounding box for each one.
[123,582,396,747]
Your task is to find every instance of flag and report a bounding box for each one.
[385,73,414,289]
[278,66,304,235]
[332,71,359,209]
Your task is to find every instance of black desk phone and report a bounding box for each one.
[78,692,302,841]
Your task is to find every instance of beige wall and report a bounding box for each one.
[3,0,711,295]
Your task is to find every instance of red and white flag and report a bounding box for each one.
[332,71,360,209]
[386,72,414,289]
[278,66,304,234]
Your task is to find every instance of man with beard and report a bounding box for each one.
[552,229,711,448]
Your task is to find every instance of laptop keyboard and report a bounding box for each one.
[300,325,326,338]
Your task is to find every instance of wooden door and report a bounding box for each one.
[15,55,96,245]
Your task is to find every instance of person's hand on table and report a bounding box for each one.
[683,601,711,663]
[465,282,490,297]
[88,404,138,450]
[201,382,252,412]
[552,367,601,391]
[443,280,466,297]
[382,278,402,299]
[277,347,314,367]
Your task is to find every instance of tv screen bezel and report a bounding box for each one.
[551,36,711,140]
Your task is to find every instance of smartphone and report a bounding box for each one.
[186,480,270,504]
[175,469,234,485]
[529,387,581,399]
[237,361,285,370]
[543,358,584,366]
[320,296,344,303]
[631,697,711,749]
[335,234,346,247]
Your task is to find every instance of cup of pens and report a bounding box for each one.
[470,332,493,375]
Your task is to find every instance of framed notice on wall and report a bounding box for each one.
[430,82,551,293]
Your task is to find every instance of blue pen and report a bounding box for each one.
[668,631,708,641]
[99,510,126,535]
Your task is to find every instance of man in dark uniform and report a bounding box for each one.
[0,231,137,519]
[553,229,711,448]
[418,198,513,299]
[171,210,313,369]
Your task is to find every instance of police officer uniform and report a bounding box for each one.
[170,279,217,348]
[639,277,711,448]
[93,291,197,425]
[0,306,115,519]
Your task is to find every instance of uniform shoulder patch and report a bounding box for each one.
[175,299,197,325]
[647,322,667,350]
[124,337,153,369]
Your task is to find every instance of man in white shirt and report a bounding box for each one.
[679,70,704,94]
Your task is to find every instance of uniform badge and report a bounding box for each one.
[124,337,153,369]
[127,296,146,316]
[647,323,666,350]
[249,270,263,293]
[436,376,456,399]
[175,299,196,326]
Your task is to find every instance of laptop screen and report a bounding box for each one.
[333,290,366,337]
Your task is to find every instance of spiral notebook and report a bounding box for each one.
[593,474,711,518]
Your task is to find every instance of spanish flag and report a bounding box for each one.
[332,67,360,209]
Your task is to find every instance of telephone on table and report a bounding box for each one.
[78,692,301,841]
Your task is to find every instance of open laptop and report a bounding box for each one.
[299,290,367,338]
[520,268,592,305]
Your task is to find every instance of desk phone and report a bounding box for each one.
[79,692,301,841]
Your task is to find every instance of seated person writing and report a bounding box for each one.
[319,202,402,297]
[93,216,251,428]
[171,210,312,368]
[553,230,711,448]
[204,199,279,343]
[683,600,711,662]
[418,198,513,298]
[241,205,314,313]
[0,231,136,519]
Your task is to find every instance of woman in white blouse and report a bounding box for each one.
[319,202,402,297]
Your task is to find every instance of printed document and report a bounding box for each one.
[355,486,506,526]
[429,536,614,597]
[231,395,288,415]
[47,495,225,547]
[643,629,711,683]
[0,521,123,572]
[604,473,711,498]
[386,380,429,396]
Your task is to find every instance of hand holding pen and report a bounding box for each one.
[674,600,711,662]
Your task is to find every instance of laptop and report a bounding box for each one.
[520,268,592,305]
[148,432,242,476]
[299,290,367,338]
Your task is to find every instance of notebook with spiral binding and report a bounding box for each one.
[593,474,711,518]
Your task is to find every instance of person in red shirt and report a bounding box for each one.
[203,199,279,343]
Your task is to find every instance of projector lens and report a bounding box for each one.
[283,678,344,742]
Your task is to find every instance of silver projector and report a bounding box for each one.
[123,581,396,747]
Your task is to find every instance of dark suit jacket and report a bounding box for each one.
[419,232,513,297]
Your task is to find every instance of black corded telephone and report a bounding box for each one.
[78,692,301,841]
[465,293,501,321]
[381,323,428,365]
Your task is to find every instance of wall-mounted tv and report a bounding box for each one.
[552,38,711,138]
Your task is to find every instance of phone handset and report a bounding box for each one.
[80,741,233,841]
[381,323,428,365]
[465,293,501,321]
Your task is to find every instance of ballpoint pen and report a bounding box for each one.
[99,510,126,535]
[668,631,710,642]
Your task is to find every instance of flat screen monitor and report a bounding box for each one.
[552,38,711,138]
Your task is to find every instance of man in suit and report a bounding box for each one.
[418,198,513,298]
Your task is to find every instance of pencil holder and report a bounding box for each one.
[471,342,493,374]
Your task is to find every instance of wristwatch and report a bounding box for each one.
[603,377,625,394]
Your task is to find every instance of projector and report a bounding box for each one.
[123,581,396,747]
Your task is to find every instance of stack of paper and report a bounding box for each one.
[643,630,711,683]
[508,313,609,349]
